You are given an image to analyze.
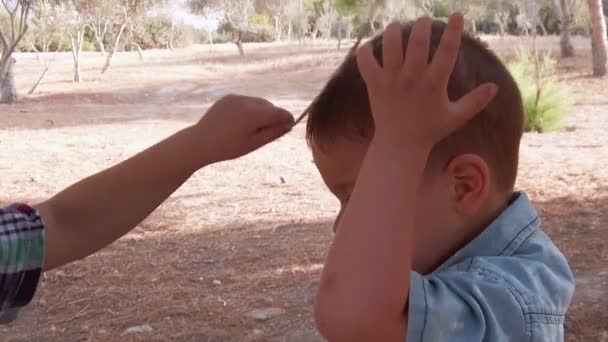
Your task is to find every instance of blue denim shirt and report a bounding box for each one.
[407,192,575,342]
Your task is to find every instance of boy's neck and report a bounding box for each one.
[419,192,513,275]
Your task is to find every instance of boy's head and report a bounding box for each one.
[307,20,524,272]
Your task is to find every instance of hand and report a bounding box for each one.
[356,14,498,152]
[193,94,295,166]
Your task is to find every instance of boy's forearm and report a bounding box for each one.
[317,142,428,340]
[36,125,205,271]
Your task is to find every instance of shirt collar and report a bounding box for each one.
[436,192,540,272]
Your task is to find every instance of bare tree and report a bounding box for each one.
[190,0,253,56]
[101,8,128,74]
[486,0,514,36]
[315,0,334,40]
[223,0,254,56]
[87,0,119,56]
[0,0,34,103]
[515,0,541,35]
[29,0,61,55]
[55,0,90,82]
[266,0,286,41]
[188,0,219,50]
[457,0,487,35]
[101,0,154,74]
[554,0,581,57]
[587,0,607,76]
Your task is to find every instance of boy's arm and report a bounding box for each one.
[315,15,497,341]
[35,95,294,271]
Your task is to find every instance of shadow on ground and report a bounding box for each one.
[0,190,605,341]
[535,191,608,342]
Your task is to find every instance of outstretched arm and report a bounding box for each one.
[35,95,294,271]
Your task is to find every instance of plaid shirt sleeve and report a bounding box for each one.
[0,204,45,323]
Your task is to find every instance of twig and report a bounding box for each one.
[60,304,91,323]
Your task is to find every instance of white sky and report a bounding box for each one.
[148,0,222,32]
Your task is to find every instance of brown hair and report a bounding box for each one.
[304,20,524,193]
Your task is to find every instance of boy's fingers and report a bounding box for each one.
[382,22,404,71]
[449,83,498,127]
[356,42,382,87]
[401,17,433,82]
[428,13,465,85]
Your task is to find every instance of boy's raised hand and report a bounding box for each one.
[356,13,497,152]
[194,94,295,167]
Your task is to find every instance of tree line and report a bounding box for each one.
[0,0,607,104]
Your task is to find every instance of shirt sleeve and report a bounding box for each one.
[0,204,45,323]
[406,268,528,342]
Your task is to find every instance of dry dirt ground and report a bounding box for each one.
[0,37,606,341]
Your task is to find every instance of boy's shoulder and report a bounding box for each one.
[407,192,575,342]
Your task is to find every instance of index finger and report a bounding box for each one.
[356,41,382,88]
[427,13,465,85]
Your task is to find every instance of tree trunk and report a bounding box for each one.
[498,22,506,36]
[43,39,51,54]
[369,19,376,34]
[134,42,144,60]
[168,17,175,50]
[557,0,575,57]
[71,36,82,82]
[0,57,17,104]
[471,19,478,36]
[539,21,548,36]
[337,17,343,50]
[69,28,85,83]
[31,43,41,60]
[235,31,245,57]
[312,27,319,41]
[94,31,106,56]
[129,25,144,60]
[588,0,608,76]
[274,16,282,41]
[288,22,293,41]
[101,22,128,74]
[207,30,214,52]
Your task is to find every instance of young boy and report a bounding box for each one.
[0,95,294,322]
[308,14,575,341]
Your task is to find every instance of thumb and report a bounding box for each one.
[251,122,293,148]
[450,83,498,128]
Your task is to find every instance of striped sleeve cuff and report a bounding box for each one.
[0,204,45,321]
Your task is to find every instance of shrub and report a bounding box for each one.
[82,40,97,52]
[508,50,572,133]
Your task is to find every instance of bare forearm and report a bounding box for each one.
[317,142,428,339]
[36,125,204,271]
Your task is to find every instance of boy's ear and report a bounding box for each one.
[446,154,491,216]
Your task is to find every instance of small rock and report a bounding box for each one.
[245,308,286,322]
[98,328,107,334]
[280,177,286,184]
[212,279,222,286]
[204,259,215,264]
[253,329,263,335]
[122,324,153,335]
